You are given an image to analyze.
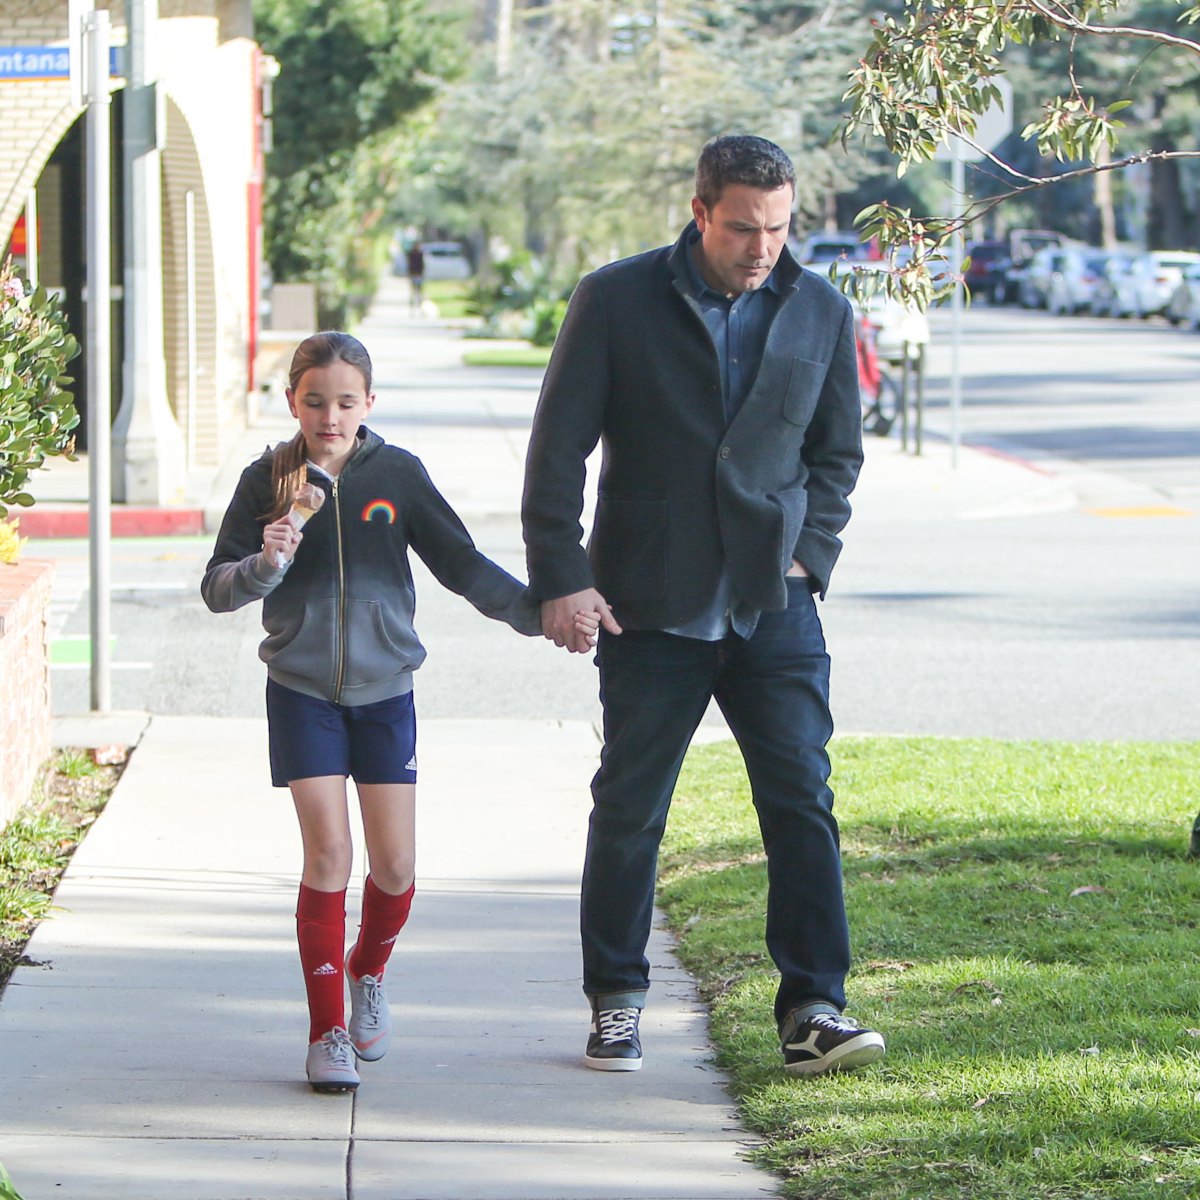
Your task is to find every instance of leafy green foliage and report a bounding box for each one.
[254,0,461,326]
[0,1162,25,1200]
[0,258,79,518]
[401,0,880,280]
[659,736,1200,1198]
[464,252,569,345]
[841,0,1200,307]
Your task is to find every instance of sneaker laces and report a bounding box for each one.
[810,1013,861,1034]
[319,1027,355,1069]
[357,974,386,1028]
[595,1007,639,1044]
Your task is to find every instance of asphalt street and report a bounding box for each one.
[28,295,1200,742]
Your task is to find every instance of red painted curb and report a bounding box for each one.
[13,507,206,539]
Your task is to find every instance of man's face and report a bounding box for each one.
[691,183,793,297]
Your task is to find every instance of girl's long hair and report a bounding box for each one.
[265,331,373,520]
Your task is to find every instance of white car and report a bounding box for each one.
[420,241,473,282]
[837,262,931,363]
[1045,248,1117,315]
[1112,250,1200,318]
[1166,264,1200,330]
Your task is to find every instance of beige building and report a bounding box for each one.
[0,0,268,502]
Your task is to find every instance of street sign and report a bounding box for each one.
[934,77,1015,162]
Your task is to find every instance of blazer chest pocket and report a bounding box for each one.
[781,356,826,426]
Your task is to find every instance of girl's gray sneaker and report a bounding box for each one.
[345,953,392,1061]
[306,1027,360,1092]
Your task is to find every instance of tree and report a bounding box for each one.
[0,259,78,536]
[254,0,461,325]
[403,0,880,281]
[842,0,1200,305]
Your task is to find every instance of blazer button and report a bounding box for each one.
[719,446,731,459]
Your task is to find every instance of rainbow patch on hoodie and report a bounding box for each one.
[361,499,397,524]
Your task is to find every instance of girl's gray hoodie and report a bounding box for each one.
[202,428,541,705]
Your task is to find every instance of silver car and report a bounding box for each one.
[1166,264,1200,330]
[1045,248,1121,315]
[1113,250,1200,318]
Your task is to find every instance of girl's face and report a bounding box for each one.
[286,359,375,475]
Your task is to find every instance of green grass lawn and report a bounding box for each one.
[460,344,553,368]
[423,279,473,319]
[659,737,1200,1199]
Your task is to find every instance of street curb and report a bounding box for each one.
[14,505,206,539]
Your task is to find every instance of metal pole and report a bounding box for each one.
[25,187,38,286]
[85,8,112,712]
[185,189,196,471]
[948,141,965,468]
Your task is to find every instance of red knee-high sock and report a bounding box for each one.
[296,884,347,1044]
[348,876,415,979]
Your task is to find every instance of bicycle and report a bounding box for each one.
[855,313,901,437]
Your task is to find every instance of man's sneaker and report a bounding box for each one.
[584,1006,643,1072]
[780,1012,886,1076]
[345,952,392,1062]
[305,1027,360,1093]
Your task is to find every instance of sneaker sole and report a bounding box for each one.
[583,1054,642,1072]
[352,1034,389,1063]
[308,1078,360,1093]
[784,1035,886,1077]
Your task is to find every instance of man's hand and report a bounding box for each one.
[541,589,622,653]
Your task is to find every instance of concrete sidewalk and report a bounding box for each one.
[0,717,772,1200]
[3,277,1078,1199]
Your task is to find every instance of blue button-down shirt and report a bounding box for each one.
[661,233,785,642]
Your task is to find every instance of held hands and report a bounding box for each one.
[541,589,622,654]
[263,516,304,568]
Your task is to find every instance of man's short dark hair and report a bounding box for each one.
[694,135,796,210]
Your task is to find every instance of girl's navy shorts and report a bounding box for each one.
[266,679,418,788]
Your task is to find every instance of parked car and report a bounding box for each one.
[1112,250,1200,318]
[988,228,1067,304]
[1089,252,1136,317]
[420,241,473,281]
[963,240,1009,299]
[792,229,880,266]
[1165,263,1200,330]
[1019,245,1071,309]
[837,262,931,362]
[1045,247,1122,315]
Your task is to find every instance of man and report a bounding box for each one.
[522,135,884,1077]
[405,242,425,311]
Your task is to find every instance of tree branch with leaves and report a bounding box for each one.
[841,0,1200,304]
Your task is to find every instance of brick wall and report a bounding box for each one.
[0,559,54,828]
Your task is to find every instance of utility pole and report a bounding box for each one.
[82,3,112,711]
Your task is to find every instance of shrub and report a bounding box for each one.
[0,257,80,522]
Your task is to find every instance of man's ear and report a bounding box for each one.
[690,196,709,231]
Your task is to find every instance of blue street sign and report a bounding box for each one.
[0,45,122,81]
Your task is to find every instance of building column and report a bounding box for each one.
[112,0,184,504]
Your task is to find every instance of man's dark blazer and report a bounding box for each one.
[522,221,864,631]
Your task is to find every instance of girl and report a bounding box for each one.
[202,331,589,1092]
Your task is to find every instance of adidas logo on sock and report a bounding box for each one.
[312,962,339,976]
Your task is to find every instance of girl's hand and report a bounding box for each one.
[573,609,602,648]
[263,516,303,568]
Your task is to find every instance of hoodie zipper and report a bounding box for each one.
[332,475,347,701]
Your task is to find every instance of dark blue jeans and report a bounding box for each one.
[582,579,850,1024]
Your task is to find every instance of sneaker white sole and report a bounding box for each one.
[784,1033,886,1077]
[584,1054,642,1072]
